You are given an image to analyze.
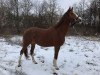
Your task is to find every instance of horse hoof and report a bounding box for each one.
[34,62,38,64]
[53,72,58,75]
[55,67,59,70]
[18,65,21,67]
[15,65,22,72]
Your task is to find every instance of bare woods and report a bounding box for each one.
[0,0,63,34]
[0,0,100,36]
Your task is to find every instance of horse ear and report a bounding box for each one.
[71,7,73,10]
[68,7,71,11]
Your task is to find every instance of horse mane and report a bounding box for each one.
[54,10,69,28]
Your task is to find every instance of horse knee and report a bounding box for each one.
[54,46,60,60]
[54,51,59,60]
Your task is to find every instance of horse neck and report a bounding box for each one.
[56,16,71,37]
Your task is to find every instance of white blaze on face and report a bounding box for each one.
[73,11,78,18]
[73,11,82,20]
[79,17,82,20]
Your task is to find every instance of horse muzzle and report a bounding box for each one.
[75,16,82,23]
[77,17,82,23]
[70,16,82,27]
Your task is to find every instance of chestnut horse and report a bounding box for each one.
[18,7,81,70]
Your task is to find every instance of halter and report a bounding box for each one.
[70,11,82,27]
[70,16,81,27]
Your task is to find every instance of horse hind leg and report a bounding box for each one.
[18,44,29,67]
[30,43,37,64]
[18,47,24,67]
[18,51,23,67]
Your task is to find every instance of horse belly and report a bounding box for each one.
[36,38,54,47]
[34,29,64,47]
[35,37,64,47]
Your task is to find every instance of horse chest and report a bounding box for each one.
[54,37,65,46]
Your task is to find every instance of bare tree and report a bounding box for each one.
[20,0,33,15]
[48,0,58,25]
[90,0,100,32]
[0,0,64,34]
[32,0,61,28]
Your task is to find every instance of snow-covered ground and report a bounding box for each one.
[0,36,100,75]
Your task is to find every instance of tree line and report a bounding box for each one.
[72,0,100,35]
[0,0,63,34]
[0,0,100,36]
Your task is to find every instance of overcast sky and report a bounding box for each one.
[57,0,81,11]
[37,0,82,12]
[33,0,89,12]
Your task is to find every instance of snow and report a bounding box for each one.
[0,36,100,75]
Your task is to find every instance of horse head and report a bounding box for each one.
[67,7,82,26]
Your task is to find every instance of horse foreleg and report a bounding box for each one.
[30,44,37,64]
[53,46,60,70]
